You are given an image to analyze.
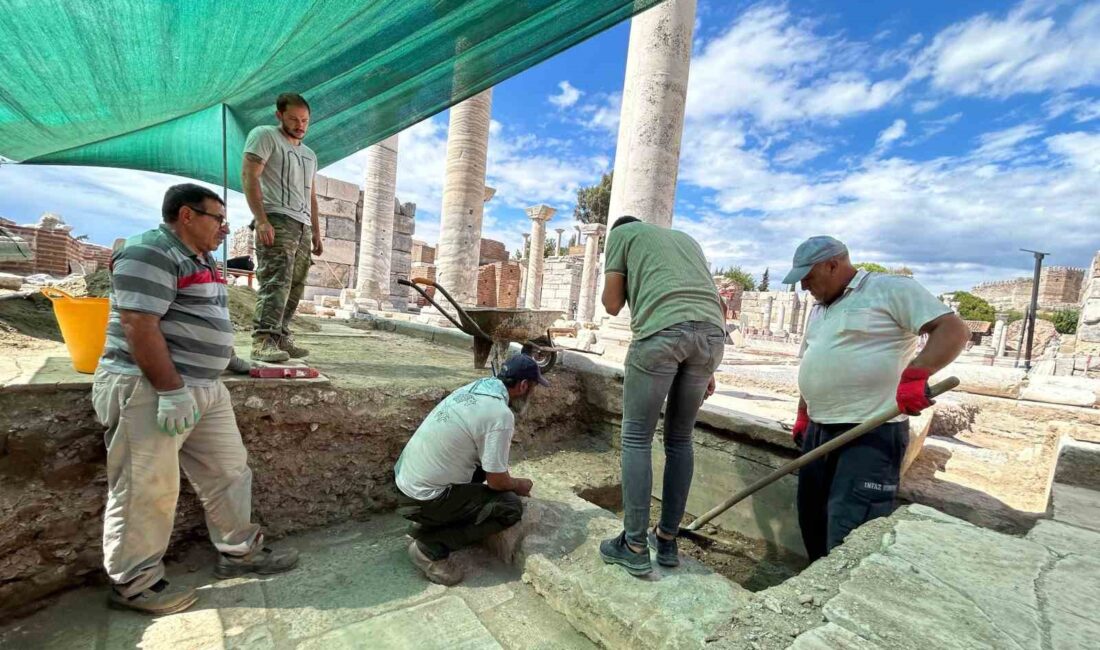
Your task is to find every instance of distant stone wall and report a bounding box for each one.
[1077,252,1100,355]
[412,240,435,265]
[972,267,1085,312]
[541,256,584,317]
[739,291,804,334]
[478,239,508,266]
[390,201,416,306]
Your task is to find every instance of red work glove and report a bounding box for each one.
[792,405,810,447]
[897,367,934,415]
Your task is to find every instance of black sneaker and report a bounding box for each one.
[648,527,680,567]
[599,531,652,576]
[215,546,299,579]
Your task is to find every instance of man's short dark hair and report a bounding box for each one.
[276,92,310,114]
[162,184,224,223]
[611,216,641,230]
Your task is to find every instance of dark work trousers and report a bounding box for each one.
[396,468,524,561]
[797,420,908,562]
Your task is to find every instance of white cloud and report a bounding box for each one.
[1044,93,1100,123]
[874,118,908,153]
[1046,131,1100,171]
[972,123,1044,161]
[548,81,583,109]
[915,1,1100,98]
[575,92,621,134]
[685,4,908,126]
[773,141,827,167]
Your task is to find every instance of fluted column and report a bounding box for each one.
[577,223,606,322]
[356,135,399,308]
[436,89,493,305]
[763,295,775,333]
[525,205,556,309]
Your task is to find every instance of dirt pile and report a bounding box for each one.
[0,294,63,344]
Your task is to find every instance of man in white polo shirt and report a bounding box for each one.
[785,236,968,561]
[394,355,547,585]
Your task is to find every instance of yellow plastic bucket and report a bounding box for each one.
[41,287,110,374]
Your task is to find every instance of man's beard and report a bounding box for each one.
[508,393,530,417]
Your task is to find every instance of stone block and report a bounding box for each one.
[296,301,316,315]
[0,272,24,290]
[391,233,413,254]
[307,262,351,290]
[303,286,339,302]
[313,174,330,198]
[297,596,501,650]
[1050,483,1100,532]
[393,214,415,236]
[325,216,357,241]
[1026,519,1100,558]
[1053,438,1100,490]
[319,238,356,266]
[932,363,1025,400]
[316,196,357,220]
[325,178,362,204]
[1021,375,1100,408]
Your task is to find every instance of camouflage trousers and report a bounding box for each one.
[253,213,312,339]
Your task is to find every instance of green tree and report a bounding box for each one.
[759,267,770,292]
[854,262,890,274]
[1050,309,1079,335]
[574,171,613,225]
[891,265,914,277]
[951,291,995,322]
[720,266,756,291]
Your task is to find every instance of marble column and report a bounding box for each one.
[577,223,607,323]
[596,0,696,349]
[554,228,565,256]
[993,314,1008,357]
[605,0,696,228]
[524,205,556,309]
[355,135,399,309]
[777,301,787,334]
[436,89,493,305]
[519,232,531,306]
[763,295,775,333]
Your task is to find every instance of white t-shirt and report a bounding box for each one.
[395,377,515,501]
[798,271,952,424]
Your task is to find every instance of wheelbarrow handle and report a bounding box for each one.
[681,376,961,534]
[397,278,492,341]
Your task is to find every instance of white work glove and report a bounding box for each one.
[157,387,200,436]
[226,355,252,375]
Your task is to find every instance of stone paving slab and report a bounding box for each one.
[1050,483,1100,532]
[296,596,501,650]
[1025,519,1100,558]
[789,623,883,650]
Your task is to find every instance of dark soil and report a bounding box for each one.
[0,294,63,342]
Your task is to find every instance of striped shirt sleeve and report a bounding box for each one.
[111,244,177,316]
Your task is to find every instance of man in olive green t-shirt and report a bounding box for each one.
[597,216,727,576]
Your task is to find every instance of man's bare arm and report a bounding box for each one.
[119,311,183,391]
[602,272,626,316]
[310,177,323,255]
[485,471,533,496]
[910,313,969,374]
[242,153,274,246]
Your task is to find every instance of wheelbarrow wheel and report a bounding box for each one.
[524,336,558,373]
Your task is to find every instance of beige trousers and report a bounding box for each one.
[92,369,261,597]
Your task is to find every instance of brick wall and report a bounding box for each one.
[479,239,508,265]
[493,261,522,309]
[476,264,497,307]
[540,256,584,316]
[410,263,436,307]
[412,241,435,264]
[0,219,112,277]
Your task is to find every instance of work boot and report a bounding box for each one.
[277,334,310,359]
[599,531,652,576]
[251,336,290,363]
[215,545,299,579]
[648,526,680,567]
[107,579,197,616]
[407,541,463,586]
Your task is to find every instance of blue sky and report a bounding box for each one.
[1,0,1097,294]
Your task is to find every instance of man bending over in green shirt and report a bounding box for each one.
[598,216,727,576]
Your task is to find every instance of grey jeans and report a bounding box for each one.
[621,321,726,548]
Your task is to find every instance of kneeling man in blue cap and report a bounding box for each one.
[394,355,548,585]
[784,236,968,560]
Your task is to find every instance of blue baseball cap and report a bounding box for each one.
[782,236,848,285]
[497,354,550,387]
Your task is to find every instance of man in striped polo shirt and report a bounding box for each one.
[93,184,298,615]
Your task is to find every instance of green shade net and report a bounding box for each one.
[0,0,662,190]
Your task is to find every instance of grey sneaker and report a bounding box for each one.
[407,541,463,586]
[599,531,652,576]
[215,546,299,579]
[648,527,680,567]
[251,336,290,363]
[278,334,310,359]
[108,579,197,616]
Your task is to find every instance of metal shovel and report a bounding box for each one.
[678,376,960,542]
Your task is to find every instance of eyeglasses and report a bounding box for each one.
[187,205,228,226]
